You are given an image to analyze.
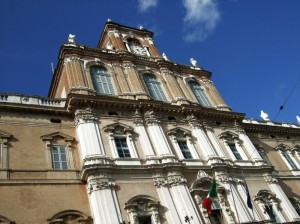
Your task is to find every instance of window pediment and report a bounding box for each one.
[218,131,239,141]
[0,130,12,139]
[103,123,133,134]
[275,143,291,152]
[167,127,191,138]
[47,210,92,224]
[41,132,74,142]
[0,130,12,144]
[254,189,277,202]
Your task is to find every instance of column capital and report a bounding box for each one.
[88,174,116,193]
[263,173,278,184]
[145,110,160,125]
[75,108,98,126]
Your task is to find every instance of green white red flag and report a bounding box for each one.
[202,178,218,215]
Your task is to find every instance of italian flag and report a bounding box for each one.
[202,178,218,215]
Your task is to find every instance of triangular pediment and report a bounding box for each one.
[167,127,191,137]
[0,130,12,139]
[40,132,74,141]
[103,123,133,134]
[218,131,239,140]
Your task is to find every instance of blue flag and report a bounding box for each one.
[243,177,253,209]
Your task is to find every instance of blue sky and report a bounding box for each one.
[1,0,299,124]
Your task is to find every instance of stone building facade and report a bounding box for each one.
[0,21,300,224]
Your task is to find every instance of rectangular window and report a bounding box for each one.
[115,138,131,158]
[51,146,68,170]
[177,140,193,159]
[228,143,242,160]
[282,151,298,169]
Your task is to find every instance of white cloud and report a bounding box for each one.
[183,0,220,42]
[138,0,158,12]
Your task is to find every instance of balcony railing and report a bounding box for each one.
[0,93,66,107]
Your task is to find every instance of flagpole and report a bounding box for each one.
[229,181,241,224]
[242,171,255,222]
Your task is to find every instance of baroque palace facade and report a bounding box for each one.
[0,21,300,224]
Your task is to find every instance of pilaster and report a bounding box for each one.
[145,110,177,164]
[264,173,300,222]
[75,108,109,165]
[188,116,220,164]
[87,173,122,224]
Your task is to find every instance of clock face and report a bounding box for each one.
[129,43,147,56]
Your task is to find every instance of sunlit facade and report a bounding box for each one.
[0,21,300,224]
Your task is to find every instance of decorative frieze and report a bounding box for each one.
[64,56,81,64]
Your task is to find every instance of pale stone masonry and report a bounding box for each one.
[0,20,300,224]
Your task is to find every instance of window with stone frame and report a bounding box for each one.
[143,74,168,102]
[0,130,12,169]
[190,171,234,224]
[51,145,68,170]
[90,65,115,95]
[103,123,139,164]
[276,144,300,171]
[188,81,212,107]
[253,190,285,223]
[41,132,75,170]
[255,145,272,165]
[219,131,248,162]
[47,210,92,224]
[124,196,161,224]
[167,128,200,160]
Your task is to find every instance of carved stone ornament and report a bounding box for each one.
[88,178,116,194]
[263,173,278,184]
[64,56,81,64]
[144,110,160,125]
[200,79,214,85]
[153,179,168,187]
[132,109,144,125]
[197,170,209,179]
[122,63,136,68]
[167,176,187,186]
[75,108,98,126]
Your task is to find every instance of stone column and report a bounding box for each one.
[200,79,231,111]
[122,62,149,100]
[264,173,300,222]
[160,68,188,105]
[87,173,122,224]
[188,116,219,164]
[237,129,264,165]
[75,108,109,166]
[153,172,181,224]
[203,123,226,159]
[145,110,177,163]
[133,110,160,164]
[145,37,160,57]
[167,171,202,224]
[216,172,254,223]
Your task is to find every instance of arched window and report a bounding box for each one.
[190,170,234,224]
[124,195,161,224]
[90,66,114,95]
[253,190,286,223]
[143,74,167,102]
[47,210,92,224]
[276,144,300,171]
[167,128,200,161]
[188,81,212,107]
